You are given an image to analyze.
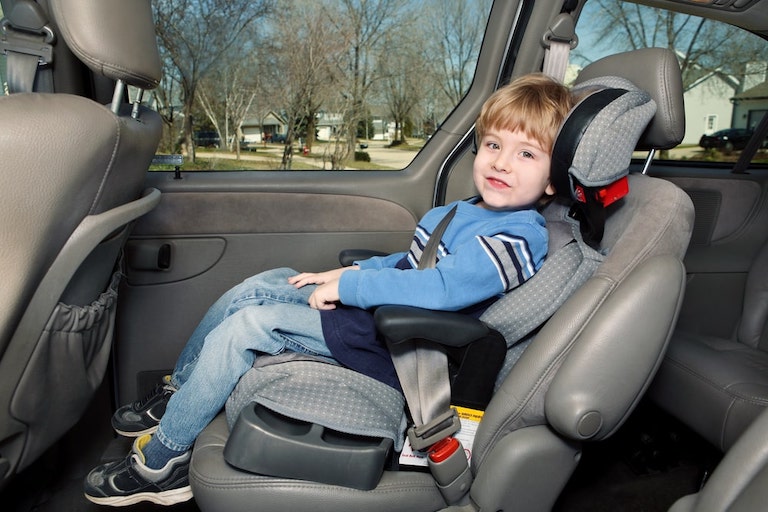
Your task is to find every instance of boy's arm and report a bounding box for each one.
[289,250,406,310]
[338,224,547,311]
[354,251,408,270]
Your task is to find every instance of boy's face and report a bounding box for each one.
[473,128,555,211]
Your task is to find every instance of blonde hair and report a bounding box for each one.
[476,73,573,155]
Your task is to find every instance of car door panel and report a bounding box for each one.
[653,169,768,340]
[115,172,423,403]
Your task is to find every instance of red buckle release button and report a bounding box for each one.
[429,437,460,463]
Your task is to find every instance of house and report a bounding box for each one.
[684,61,767,144]
[316,112,345,141]
[732,80,768,132]
[681,70,739,145]
[241,111,287,143]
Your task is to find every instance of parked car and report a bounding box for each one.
[239,139,259,151]
[194,130,221,148]
[699,128,753,152]
[4,1,768,512]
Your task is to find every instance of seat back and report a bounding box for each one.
[669,406,768,512]
[736,240,768,351]
[0,0,162,484]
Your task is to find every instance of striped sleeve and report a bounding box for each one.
[477,234,537,291]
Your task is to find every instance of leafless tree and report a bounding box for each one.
[197,28,266,159]
[324,0,407,156]
[377,25,426,143]
[152,0,272,162]
[426,0,491,106]
[579,0,765,94]
[271,1,336,169]
[150,56,184,154]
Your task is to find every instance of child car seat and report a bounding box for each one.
[189,47,694,512]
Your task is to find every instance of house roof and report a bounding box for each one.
[733,80,768,101]
[242,110,287,128]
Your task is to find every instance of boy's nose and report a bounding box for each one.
[492,157,511,174]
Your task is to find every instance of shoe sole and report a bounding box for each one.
[84,485,193,506]
[113,424,159,438]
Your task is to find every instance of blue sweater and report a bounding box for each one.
[321,197,548,389]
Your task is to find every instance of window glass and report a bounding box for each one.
[0,3,6,94]
[573,0,768,164]
[148,0,493,172]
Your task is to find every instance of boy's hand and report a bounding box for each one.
[288,266,356,288]
[308,280,340,310]
[288,266,359,310]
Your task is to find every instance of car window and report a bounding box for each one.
[573,0,768,165]
[0,3,5,93]
[147,0,493,172]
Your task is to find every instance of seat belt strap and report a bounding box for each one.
[6,48,42,93]
[1,1,55,94]
[733,110,768,174]
[387,205,471,503]
[389,340,459,450]
[389,204,459,449]
[541,13,577,82]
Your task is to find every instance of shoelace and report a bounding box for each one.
[133,383,172,408]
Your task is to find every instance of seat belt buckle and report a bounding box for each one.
[0,19,55,65]
[428,437,472,504]
[407,409,461,451]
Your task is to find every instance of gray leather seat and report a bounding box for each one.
[669,406,768,512]
[0,0,162,487]
[189,47,694,512]
[650,243,768,452]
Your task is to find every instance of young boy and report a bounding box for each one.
[84,73,573,506]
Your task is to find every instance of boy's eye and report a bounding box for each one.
[520,150,534,159]
[486,141,500,150]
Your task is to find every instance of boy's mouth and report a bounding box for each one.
[486,177,510,189]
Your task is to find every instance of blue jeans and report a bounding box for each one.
[155,267,330,453]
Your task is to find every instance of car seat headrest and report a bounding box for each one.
[550,76,656,246]
[48,0,162,90]
[575,47,685,150]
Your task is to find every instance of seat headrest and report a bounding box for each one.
[549,76,656,246]
[49,0,161,90]
[551,76,656,203]
[575,47,685,150]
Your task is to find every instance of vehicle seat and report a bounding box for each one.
[189,47,693,512]
[668,406,768,512]
[0,0,162,487]
[649,238,768,451]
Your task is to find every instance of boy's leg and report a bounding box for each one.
[112,267,310,437]
[155,300,329,453]
[172,267,311,385]
[86,301,327,506]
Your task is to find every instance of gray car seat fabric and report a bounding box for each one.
[0,0,162,482]
[649,240,768,451]
[190,47,693,512]
[669,406,768,512]
[226,353,408,451]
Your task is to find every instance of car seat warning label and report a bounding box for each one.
[399,406,484,467]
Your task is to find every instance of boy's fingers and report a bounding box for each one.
[289,273,319,287]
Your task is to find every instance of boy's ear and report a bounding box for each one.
[545,182,556,196]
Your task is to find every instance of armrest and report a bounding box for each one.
[338,249,390,267]
[374,305,491,348]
